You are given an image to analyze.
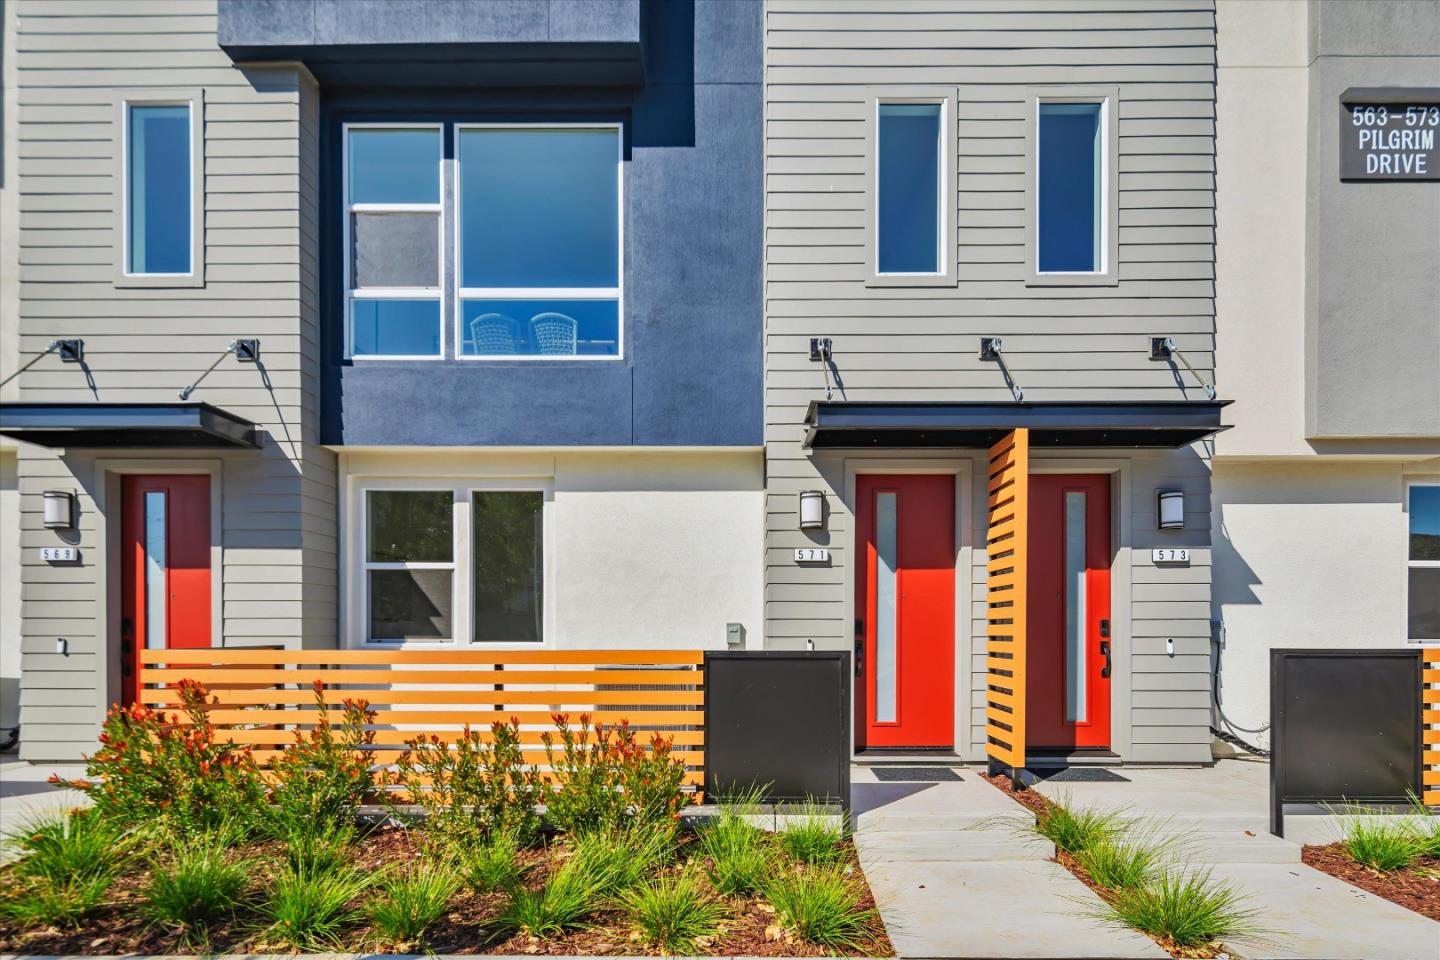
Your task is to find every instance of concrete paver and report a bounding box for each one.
[0,758,89,844]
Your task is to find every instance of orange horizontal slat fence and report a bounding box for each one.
[1424,648,1439,806]
[139,648,706,788]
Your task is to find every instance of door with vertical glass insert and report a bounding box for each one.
[1027,474,1112,749]
[120,475,211,704]
[856,474,955,749]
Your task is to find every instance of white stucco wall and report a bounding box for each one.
[339,449,765,651]
[1211,461,1411,746]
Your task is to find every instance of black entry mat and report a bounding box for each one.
[872,767,962,782]
[1036,767,1129,783]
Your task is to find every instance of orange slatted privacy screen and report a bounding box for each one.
[985,428,1028,772]
[1425,648,1439,805]
[140,648,706,787]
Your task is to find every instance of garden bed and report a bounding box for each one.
[1302,842,1440,922]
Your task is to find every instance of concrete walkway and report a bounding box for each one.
[852,766,1167,959]
[0,756,89,844]
[1031,758,1440,960]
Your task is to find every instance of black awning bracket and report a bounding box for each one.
[1150,337,1216,400]
[0,402,261,450]
[179,339,262,400]
[802,399,1232,450]
[979,337,1024,402]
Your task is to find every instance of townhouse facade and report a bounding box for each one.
[1,0,763,761]
[1210,0,1440,747]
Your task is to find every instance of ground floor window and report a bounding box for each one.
[360,485,546,645]
[1408,482,1440,642]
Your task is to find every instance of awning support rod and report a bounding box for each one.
[1153,336,1216,400]
[179,339,260,400]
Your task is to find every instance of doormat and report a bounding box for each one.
[872,767,962,782]
[1037,768,1129,782]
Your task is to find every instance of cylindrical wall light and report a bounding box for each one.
[1157,489,1185,530]
[799,490,826,530]
[42,490,76,530]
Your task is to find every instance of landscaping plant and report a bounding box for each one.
[261,862,371,950]
[51,679,266,837]
[1094,868,1262,950]
[0,874,114,929]
[699,807,773,895]
[366,861,461,947]
[5,808,129,887]
[1030,793,1128,855]
[264,681,376,833]
[282,819,357,875]
[451,827,526,893]
[140,835,250,945]
[621,869,726,954]
[1339,814,1426,872]
[397,720,544,844]
[1074,822,1184,890]
[762,863,880,952]
[541,713,689,834]
[779,800,847,866]
[501,850,609,938]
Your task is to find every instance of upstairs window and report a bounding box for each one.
[118,94,202,286]
[1409,482,1440,643]
[345,126,443,357]
[458,126,622,357]
[1027,90,1117,285]
[867,92,955,287]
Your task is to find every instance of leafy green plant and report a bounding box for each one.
[366,861,461,947]
[699,807,773,895]
[6,808,129,886]
[51,679,266,837]
[1094,869,1262,949]
[140,836,250,945]
[541,713,689,834]
[261,862,371,950]
[1031,794,1127,855]
[779,801,847,866]
[1074,823,1184,890]
[0,874,113,928]
[762,864,880,952]
[452,827,526,893]
[397,720,544,844]
[621,869,726,954]
[263,681,376,835]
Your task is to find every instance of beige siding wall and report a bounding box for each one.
[12,0,333,760]
[764,0,1217,762]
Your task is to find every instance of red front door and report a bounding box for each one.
[1027,474,1112,749]
[120,475,212,704]
[856,474,955,749]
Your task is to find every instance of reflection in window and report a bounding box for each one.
[462,300,618,357]
[473,492,544,643]
[1038,102,1103,273]
[1409,485,1440,641]
[877,103,942,274]
[365,490,453,642]
[127,104,192,275]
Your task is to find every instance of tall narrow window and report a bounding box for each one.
[472,492,544,643]
[1064,491,1088,722]
[875,491,899,723]
[1409,484,1440,642]
[345,126,443,357]
[458,126,621,357]
[126,104,192,275]
[144,491,168,651]
[365,490,454,642]
[1037,101,1104,274]
[877,103,942,275]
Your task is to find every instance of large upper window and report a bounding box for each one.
[345,126,443,358]
[342,123,622,360]
[1409,483,1440,642]
[1027,90,1116,285]
[877,103,942,275]
[458,126,621,357]
[122,99,199,281]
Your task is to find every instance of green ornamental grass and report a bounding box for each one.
[700,810,772,895]
[501,855,606,938]
[366,861,461,946]
[262,863,371,950]
[1341,816,1426,872]
[779,801,847,866]
[6,808,128,886]
[0,874,113,929]
[453,828,526,893]
[621,870,727,954]
[140,837,250,945]
[1031,795,1128,855]
[1096,868,1262,949]
[1074,823,1185,890]
[763,864,879,952]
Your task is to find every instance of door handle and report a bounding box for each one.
[853,619,865,676]
[1099,640,1112,679]
[1099,618,1110,638]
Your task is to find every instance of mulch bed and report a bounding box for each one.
[1302,842,1440,922]
[0,826,892,957]
[977,772,1222,960]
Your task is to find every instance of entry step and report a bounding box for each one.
[856,829,1053,863]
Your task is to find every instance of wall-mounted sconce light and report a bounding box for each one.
[42,490,76,530]
[799,490,826,530]
[1157,489,1185,530]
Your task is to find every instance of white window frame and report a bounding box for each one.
[864,89,957,288]
[342,122,445,360]
[115,90,204,288]
[349,477,554,648]
[453,122,625,361]
[1406,479,1440,644]
[1025,87,1120,287]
